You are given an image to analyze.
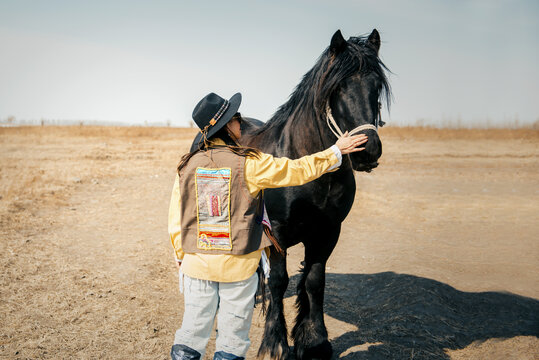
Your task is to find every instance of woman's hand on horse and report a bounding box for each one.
[335,131,368,155]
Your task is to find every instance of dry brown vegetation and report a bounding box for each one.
[1,126,538,359]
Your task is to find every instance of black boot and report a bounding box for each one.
[170,344,201,360]
[213,351,244,360]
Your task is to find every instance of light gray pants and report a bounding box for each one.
[174,272,258,359]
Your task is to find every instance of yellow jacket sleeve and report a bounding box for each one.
[244,147,339,196]
[168,174,185,261]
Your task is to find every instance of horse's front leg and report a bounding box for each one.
[258,250,290,360]
[292,229,339,360]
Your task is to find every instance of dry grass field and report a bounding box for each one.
[1,126,538,359]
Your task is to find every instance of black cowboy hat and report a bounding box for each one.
[192,92,242,139]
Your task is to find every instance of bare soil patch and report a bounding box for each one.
[1,126,537,359]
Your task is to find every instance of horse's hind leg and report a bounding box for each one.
[258,250,290,360]
[292,230,339,360]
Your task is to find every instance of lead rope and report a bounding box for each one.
[325,102,380,138]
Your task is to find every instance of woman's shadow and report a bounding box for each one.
[284,272,539,360]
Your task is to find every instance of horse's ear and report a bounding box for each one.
[329,30,347,55]
[367,29,381,54]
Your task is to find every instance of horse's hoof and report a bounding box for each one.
[257,343,290,360]
[296,340,332,360]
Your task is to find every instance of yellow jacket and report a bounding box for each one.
[168,140,341,282]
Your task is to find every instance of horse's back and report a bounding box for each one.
[189,117,265,152]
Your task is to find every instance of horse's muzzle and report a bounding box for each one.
[353,161,379,173]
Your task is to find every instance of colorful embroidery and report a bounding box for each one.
[195,167,232,250]
[207,195,221,217]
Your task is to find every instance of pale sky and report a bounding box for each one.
[0,0,538,127]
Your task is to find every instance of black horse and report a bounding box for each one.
[191,29,391,359]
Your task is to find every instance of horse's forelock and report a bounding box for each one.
[314,45,361,114]
[316,36,392,113]
[349,36,393,110]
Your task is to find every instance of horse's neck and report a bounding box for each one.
[250,103,335,158]
[287,115,332,154]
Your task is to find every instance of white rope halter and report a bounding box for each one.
[325,103,378,138]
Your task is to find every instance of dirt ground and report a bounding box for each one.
[0,126,537,360]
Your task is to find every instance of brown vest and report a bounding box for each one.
[178,148,272,255]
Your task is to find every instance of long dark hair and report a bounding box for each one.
[177,115,261,175]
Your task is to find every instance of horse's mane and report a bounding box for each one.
[253,35,391,135]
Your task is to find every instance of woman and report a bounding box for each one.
[169,92,367,360]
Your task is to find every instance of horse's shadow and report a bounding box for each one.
[284,272,539,360]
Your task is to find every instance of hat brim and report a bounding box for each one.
[205,92,242,140]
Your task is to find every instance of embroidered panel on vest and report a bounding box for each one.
[195,167,232,250]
